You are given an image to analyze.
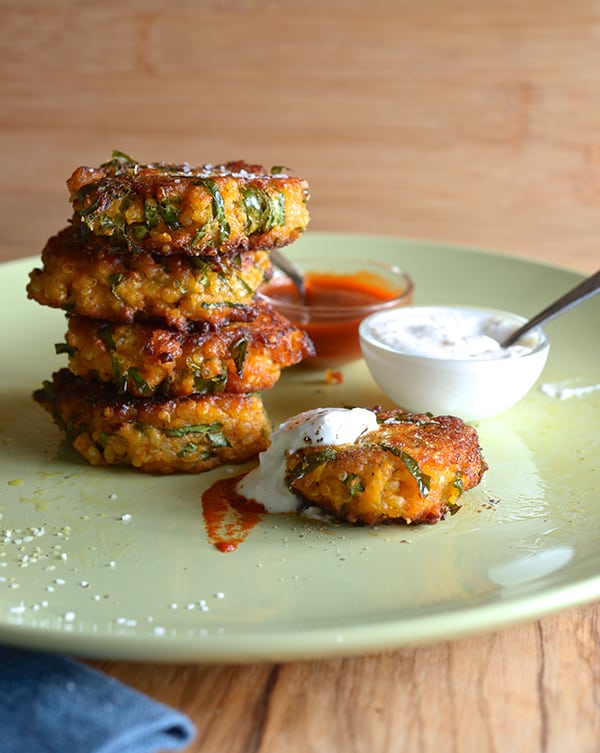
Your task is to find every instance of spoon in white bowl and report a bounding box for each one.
[501,268,600,348]
[270,249,307,303]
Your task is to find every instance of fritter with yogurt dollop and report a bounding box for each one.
[286,409,487,524]
[237,407,487,525]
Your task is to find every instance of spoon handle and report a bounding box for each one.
[502,268,600,347]
[270,249,307,302]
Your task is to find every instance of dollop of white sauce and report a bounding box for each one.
[365,309,542,360]
[236,407,378,513]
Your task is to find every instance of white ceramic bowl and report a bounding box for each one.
[359,305,550,421]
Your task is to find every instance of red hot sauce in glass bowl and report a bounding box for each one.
[259,258,414,368]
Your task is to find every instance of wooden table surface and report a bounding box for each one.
[1,2,599,751]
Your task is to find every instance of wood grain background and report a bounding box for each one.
[94,604,600,753]
[1,2,599,752]
[1,0,599,272]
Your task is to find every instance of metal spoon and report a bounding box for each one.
[501,267,600,348]
[270,249,307,303]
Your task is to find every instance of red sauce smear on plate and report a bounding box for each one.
[262,272,406,367]
[201,473,265,553]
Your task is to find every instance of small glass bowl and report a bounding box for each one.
[258,256,414,368]
[359,305,551,421]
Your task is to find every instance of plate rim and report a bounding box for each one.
[1,234,597,662]
[1,569,598,663]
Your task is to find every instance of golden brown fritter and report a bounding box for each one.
[27,227,271,329]
[286,409,487,525]
[34,369,271,474]
[67,153,310,256]
[62,305,315,397]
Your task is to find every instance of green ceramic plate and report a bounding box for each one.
[1,233,599,663]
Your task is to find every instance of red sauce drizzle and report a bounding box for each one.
[201,473,265,553]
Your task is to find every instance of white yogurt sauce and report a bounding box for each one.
[364,307,542,360]
[236,407,378,512]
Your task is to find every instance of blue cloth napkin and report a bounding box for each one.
[0,646,196,753]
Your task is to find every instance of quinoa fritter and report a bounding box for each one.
[286,409,487,525]
[34,369,271,474]
[27,227,271,328]
[67,152,310,256]
[63,305,315,397]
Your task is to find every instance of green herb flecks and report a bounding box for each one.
[189,256,211,284]
[112,358,128,392]
[130,223,149,240]
[164,422,231,448]
[191,371,228,395]
[241,186,264,234]
[234,274,254,295]
[199,178,230,243]
[75,188,103,218]
[158,197,180,228]
[286,448,339,489]
[230,337,248,376]
[378,412,437,427]
[200,301,246,310]
[144,198,161,228]
[126,368,152,396]
[263,191,285,230]
[339,471,365,497]
[77,183,127,231]
[377,443,431,497]
[191,222,211,248]
[96,326,125,389]
[453,474,465,494]
[80,207,122,237]
[97,326,116,352]
[97,431,114,449]
[108,273,124,295]
[176,443,213,460]
[240,186,286,233]
[187,357,228,394]
[101,150,136,169]
[142,195,181,230]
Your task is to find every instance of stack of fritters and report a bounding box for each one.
[27,152,314,473]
